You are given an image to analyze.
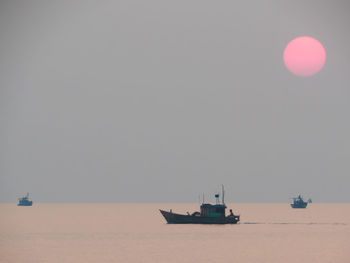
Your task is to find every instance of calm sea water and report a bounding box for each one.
[0,203,349,263]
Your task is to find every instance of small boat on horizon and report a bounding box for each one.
[18,193,33,206]
[290,195,309,209]
[160,186,240,224]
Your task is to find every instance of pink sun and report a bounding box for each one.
[283,36,326,77]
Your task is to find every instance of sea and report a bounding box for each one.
[1,203,349,263]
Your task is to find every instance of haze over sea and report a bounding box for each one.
[1,203,349,263]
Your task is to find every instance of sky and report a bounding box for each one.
[1,0,350,202]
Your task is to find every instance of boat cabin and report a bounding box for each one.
[200,204,226,217]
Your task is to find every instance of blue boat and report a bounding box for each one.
[160,186,240,224]
[18,193,33,206]
[290,195,308,208]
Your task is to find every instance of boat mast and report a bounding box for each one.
[222,185,225,205]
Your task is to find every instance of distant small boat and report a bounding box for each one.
[160,186,240,224]
[290,195,308,209]
[18,193,33,206]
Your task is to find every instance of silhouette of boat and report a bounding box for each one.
[160,186,240,224]
[290,195,308,208]
[18,193,33,206]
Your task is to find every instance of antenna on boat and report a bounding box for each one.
[215,193,220,204]
[202,193,205,204]
[222,185,225,205]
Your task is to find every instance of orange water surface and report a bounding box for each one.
[0,203,349,263]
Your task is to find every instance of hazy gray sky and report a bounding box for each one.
[1,0,350,202]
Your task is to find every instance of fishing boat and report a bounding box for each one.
[18,193,33,206]
[160,186,240,224]
[290,195,309,208]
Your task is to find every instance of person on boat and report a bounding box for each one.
[229,209,234,217]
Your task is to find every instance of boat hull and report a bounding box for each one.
[18,201,33,206]
[290,203,307,208]
[160,210,239,224]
